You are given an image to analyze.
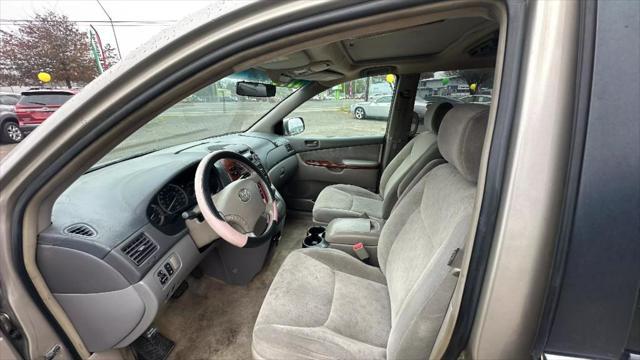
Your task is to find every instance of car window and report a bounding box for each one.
[18,93,72,106]
[97,70,300,166]
[288,75,395,138]
[0,95,19,105]
[415,69,494,132]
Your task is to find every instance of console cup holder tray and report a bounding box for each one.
[303,226,328,248]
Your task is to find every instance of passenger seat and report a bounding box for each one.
[312,102,455,224]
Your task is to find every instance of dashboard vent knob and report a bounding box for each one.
[121,233,158,266]
[64,223,97,238]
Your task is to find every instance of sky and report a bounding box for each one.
[0,0,240,58]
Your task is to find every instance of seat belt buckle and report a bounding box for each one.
[447,248,463,277]
[352,242,370,261]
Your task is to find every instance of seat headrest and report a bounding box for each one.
[424,101,454,134]
[437,104,489,183]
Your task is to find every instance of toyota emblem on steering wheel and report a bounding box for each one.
[238,188,251,202]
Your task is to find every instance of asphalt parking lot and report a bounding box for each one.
[0,99,387,164]
[0,143,16,162]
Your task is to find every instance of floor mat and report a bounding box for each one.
[156,216,311,359]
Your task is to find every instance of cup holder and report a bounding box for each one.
[303,226,328,248]
[308,226,325,236]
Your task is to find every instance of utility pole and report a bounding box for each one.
[96,0,122,59]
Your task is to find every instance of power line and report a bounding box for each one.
[0,19,177,24]
[96,0,121,58]
[0,19,176,27]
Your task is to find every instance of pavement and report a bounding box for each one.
[0,143,16,162]
[0,99,387,164]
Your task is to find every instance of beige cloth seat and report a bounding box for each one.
[311,102,455,225]
[253,104,489,360]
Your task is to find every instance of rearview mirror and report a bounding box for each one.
[236,81,276,97]
[283,117,305,136]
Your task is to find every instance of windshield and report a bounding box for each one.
[97,70,300,166]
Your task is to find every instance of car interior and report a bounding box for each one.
[30,5,503,360]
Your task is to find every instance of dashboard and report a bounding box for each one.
[36,132,298,352]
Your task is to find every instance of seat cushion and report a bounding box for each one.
[312,184,383,224]
[252,248,391,360]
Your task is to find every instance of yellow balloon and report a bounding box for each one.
[38,72,51,83]
[470,83,477,92]
[385,74,395,84]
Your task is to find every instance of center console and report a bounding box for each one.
[302,218,383,265]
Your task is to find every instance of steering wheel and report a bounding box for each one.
[194,150,279,248]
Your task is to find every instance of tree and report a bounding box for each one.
[0,11,98,88]
[102,43,120,69]
[445,69,494,94]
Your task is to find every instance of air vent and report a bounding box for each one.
[121,233,158,266]
[64,223,96,238]
[285,143,294,152]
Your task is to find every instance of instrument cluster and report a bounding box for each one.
[147,151,266,235]
[147,164,218,235]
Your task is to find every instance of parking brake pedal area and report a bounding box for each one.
[131,327,174,360]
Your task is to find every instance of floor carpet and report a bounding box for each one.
[156,215,312,359]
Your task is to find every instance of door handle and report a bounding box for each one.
[304,140,319,148]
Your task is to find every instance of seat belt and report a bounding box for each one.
[382,74,420,169]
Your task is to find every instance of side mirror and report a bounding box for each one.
[283,117,305,136]
[236,81,276,97]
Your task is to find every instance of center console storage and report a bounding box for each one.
[302,219,383,265]
[325,218,383,265]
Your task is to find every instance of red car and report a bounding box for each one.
[14,89,76,138]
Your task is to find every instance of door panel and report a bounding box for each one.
[283,136,383,211]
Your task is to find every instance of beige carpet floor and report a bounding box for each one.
[156,216,312,359]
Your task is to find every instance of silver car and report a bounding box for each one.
[0,92,22,143]
[350,95,429,120]
[460,94,492,105]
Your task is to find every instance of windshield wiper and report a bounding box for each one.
[27,101,48,106]
[86,149,157,173]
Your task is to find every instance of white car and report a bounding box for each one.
[460,94,492,105]
[350,95,430,120]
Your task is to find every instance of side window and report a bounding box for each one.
[0,95,18,105]
[415,69,494,131]
[288,75,395,137]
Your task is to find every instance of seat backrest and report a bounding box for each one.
[377,104,489,359]
[380,103,453,219]
[378,102,455,219]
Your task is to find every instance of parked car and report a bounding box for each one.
[351,95,428,120]
[14,89,76,137]
[351,95,392,119]
[460,94,492,105]
[423,95,463,105]
[351,95,461,120]
[0,92,21,143]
